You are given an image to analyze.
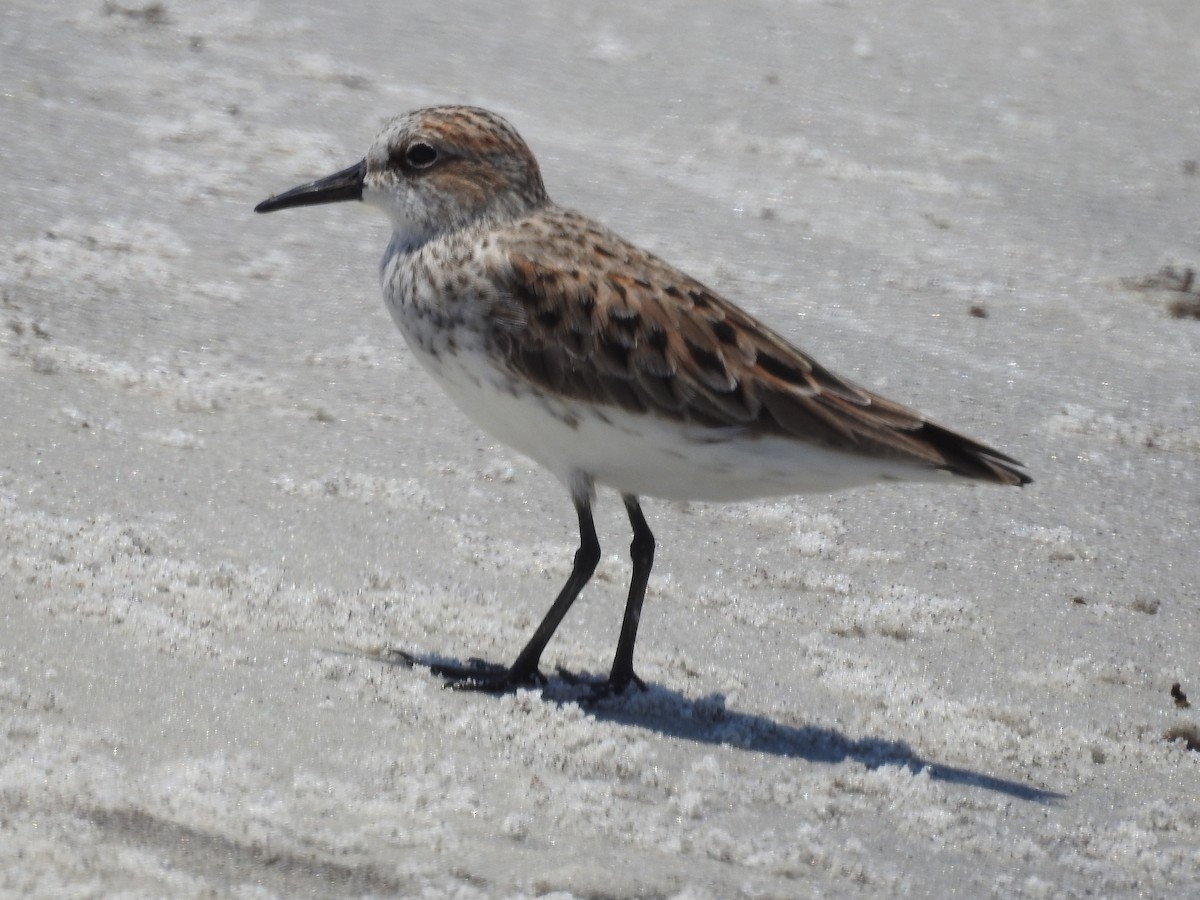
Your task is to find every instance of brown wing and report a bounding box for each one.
[488,209,1030,486]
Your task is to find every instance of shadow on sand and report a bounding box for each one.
[380,650,1064,804]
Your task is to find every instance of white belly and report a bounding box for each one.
[407,336,950,502]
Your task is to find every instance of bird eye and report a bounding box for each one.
[404,142,438,169]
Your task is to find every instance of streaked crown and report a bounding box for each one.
[364,106,550,243]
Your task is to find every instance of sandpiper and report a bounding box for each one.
[255,106,1029,696]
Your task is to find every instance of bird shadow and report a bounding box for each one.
[589,687,1063,803]
[377,649,1064,804]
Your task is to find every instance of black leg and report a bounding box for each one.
[606,494,653,693]
[501,496,600,683]
[410,493,601,692]
[558,494,652,697]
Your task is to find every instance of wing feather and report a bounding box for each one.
[489,210,1030,485]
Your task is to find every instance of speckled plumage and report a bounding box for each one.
[256,105,1029,695]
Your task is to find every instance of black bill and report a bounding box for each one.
[254,159,367,213]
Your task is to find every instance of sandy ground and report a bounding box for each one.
[2,1,1199,897]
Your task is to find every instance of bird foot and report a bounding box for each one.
[556,666,647,701]
[390,650,546,693]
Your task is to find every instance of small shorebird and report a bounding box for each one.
[256,106,1029,696]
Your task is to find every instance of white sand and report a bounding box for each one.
[2,1,1198,897]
